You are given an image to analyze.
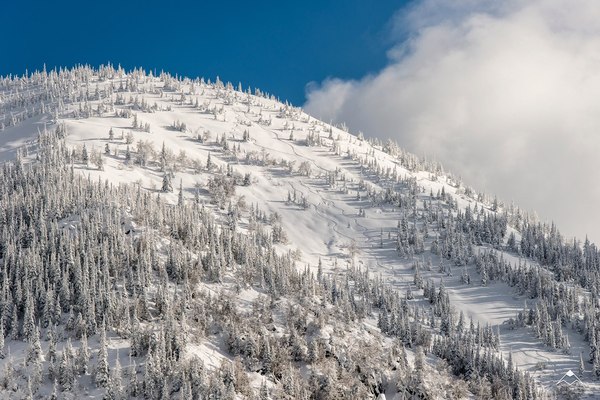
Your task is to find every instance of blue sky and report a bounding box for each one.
[1,0,409,105]
[3,0,600,241]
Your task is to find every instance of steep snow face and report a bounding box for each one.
[0,67,595,394]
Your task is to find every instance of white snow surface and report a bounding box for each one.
[0,69,596,395]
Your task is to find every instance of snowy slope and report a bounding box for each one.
[0,66,594,398]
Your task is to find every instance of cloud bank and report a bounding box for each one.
[305,0,600,242]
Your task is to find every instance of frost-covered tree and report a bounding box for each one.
[58,343,74,391]
[160,142,167,172]
[25,326,43,366]
[298,161,311,177]
[0,325,5,359]
[82,144,89,165]
[107,353,124,399]
[178,179,184,206]
[95,321,110,388]
[76,333,90,375]
[125,145,131,163]
[162,173,173,193]
[206,152,213,170]
[208,175,235,207]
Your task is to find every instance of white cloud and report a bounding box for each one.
[305,0,600,242]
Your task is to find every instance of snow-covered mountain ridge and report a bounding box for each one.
[0,65,595,399]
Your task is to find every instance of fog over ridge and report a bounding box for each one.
[305,0,600,243]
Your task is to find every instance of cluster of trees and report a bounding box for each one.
[170,119,187,132]
[10,63,600,397]
[283,106,600,394]
[0,64,161,128]
[0,128,511,398]
[131,113,151,133]
[285,189,309,210]
[373,266,538,398]
[158,61,600,394]
[312,119,595,363]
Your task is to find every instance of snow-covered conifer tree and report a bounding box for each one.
[95,320,110,387]
[162,173,173,193]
